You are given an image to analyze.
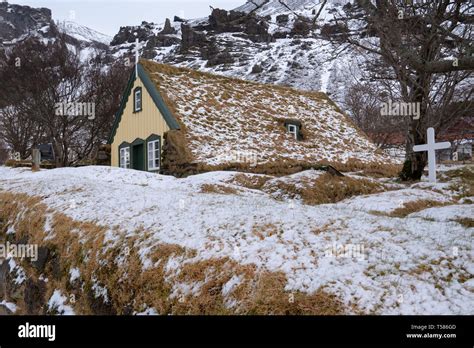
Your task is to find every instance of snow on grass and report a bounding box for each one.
[47,290,75,315]
[136,307,159,315]
[222,275,243,297]
[410,204,473,221]
[6,225,15,235]
[0,300,17,313]
[7,258,26,285]
[69,268,81,283]
[0,165,473,314]
[91,277,110,303]
[141,60,391,167]
[339,187,453,215]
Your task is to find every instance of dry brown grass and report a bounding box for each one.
[300,173,385,205]
[230,173,272,190]
[0,191,349,315]
[227,171,387,205]
[200,184,238,195]
[440,167,474,199]
[311,221,337,235]
[170,158,402,179]
[174,258,344,315]
[161,129,196,176]
[328,158,403,178]
[244,272,344,315]
[0,193,45,242]
[440,166,474,181]
[252,223,281,240]
[454,218,474,228]
[389,200,449,218]
[4,159,33,168]
[259,173,385,205]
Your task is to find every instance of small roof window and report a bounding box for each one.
[283,120,302,140]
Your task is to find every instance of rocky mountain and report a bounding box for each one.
[1,1,363,105]
[0,2,111,61]
[0,2,54,45]
[109,0,363,105]
[3,0,470,109]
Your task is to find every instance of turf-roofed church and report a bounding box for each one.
[109,59,388,175]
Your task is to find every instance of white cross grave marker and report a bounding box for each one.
[413,127,451,183]
[132,37,142,76]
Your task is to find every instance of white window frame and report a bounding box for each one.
[147,139,160,171]
[120,147,130,169]
[134,88,142,112]
[288,124,298,140]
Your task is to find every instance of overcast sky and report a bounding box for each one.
[11,0,245,36]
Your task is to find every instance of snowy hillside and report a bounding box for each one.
[235,0,322,15]
[1,165,472,314]
[57,21,111,45]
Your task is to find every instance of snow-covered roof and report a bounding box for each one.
[140,59,390,167]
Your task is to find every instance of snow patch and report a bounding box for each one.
[47,290,75,315]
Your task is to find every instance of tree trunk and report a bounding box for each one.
[400,147,427,181]
[399,70,430,181]
[53,141,64,168]
[399,121,427,181]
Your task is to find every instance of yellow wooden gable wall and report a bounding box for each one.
[111,76,170,167]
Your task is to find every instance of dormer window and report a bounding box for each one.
[284,120,302,140]
[134,87,142,113]
[288,124,298,140]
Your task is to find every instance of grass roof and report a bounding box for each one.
[140,59,391,168]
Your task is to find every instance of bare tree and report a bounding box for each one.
[0,36,131,166]
[344,82,405,148]
[0,105,43,159]
[333,0,473,180]
[0,39,47,159]
[0,136,10,165]
[74,60,132,162]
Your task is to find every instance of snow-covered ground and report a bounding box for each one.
[0,165,472,314]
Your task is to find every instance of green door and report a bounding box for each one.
[132,143,145,171]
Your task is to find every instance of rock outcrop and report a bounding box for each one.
[160,18,176,35]
[180,24,208,53]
